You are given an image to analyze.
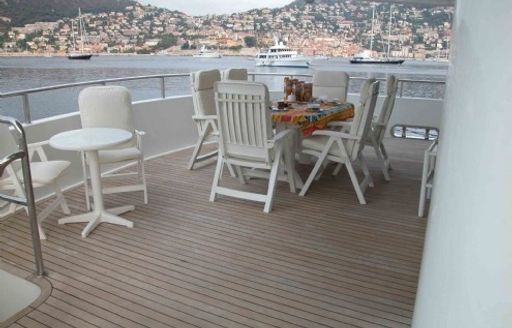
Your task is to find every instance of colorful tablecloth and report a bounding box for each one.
[272,102,355,137]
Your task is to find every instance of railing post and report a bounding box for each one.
[399,81,405,98]
[22,94,32,124]
[160,77,166,99]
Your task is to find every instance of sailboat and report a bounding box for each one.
[351,3,404,64]
[68,8,93,60]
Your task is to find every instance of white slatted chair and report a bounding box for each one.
[222,68,248,81]
[188,69,222,170]
[0,141,70,239]
[79,86,148,210]
[329,75,398,181]
[370,75,399,179]
[210,81,296,213]
[418,140,438,217]
[312,71,349,102]
[299,80,380,204]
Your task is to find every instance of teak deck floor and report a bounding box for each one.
[1,139,429,328]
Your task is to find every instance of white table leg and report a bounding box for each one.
[59,150,134,238]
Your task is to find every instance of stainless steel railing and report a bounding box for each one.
[0,115,45,276]
[0,72,446,123]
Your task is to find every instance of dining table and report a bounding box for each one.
[271,101,355,137]
[49,128,135,238]
[242,101,355,190]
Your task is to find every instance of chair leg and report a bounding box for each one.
[345,160,367,205]
[140,158,148,204]
[315,160,330,181]
[380,142,392,171]
[332,163,343,176]
[283,148,296,193]
[264,149,282,213]
[188,133,207,170]
[235,166,247,184]
[299,149,329,197]
[371,139,390,181]
[54,183,70,215]
[226,163,237,178]
[209,156,224,202]
[359,155,374,189]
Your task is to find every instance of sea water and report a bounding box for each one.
[0,55,448,121]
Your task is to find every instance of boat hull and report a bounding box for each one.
[68,54,93,60]
[350,58,404,64]
[255,60,310,68]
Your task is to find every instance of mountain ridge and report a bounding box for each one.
[0,0,136,30]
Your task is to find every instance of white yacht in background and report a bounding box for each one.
[193,45,222,58]
[255,41,310,68]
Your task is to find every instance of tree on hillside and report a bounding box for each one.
[244,36,256,47]
[155,34,178,50]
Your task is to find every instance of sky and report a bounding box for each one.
[138,0,294,16]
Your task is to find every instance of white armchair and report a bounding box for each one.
[78,86,148,210]
[222,68,248,81]
[299,80,380,204]
[210,81,296,213]
[328,75,398,181]
[312,71,349,102]
[0,141,70,239]
[418,140,438,217]
[188,69,222,170]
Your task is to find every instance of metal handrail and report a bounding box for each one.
[0,72,446,123]
[0,115,45,276]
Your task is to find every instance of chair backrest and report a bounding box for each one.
[312,71,349,102]
[347,80,380,160]
[222,68,248,81]
[214,81,273,164]
[78,86,136,147]
[190,69,221,117]
[374,75,399,143]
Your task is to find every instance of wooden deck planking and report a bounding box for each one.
[1,138,430,328]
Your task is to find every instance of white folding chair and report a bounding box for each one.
[0,141,70,239]
[188,69,222,170]
[418,140,438,217]
[329,75,398,181]
[299,80,380,204]
[312,71,349,102]
[79,86,148,210]
[210,81,296,213]
[222,68,248,81]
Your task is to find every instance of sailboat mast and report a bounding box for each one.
[369,2,375,53]
[71,20,76,51]
[78,8,85,53]
[387,4,392,58]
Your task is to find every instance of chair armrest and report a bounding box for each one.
[312,130,361,140]
[272,129,294,144]
[192,115,218,121]
[327,121,353,131]
[27,140,49,149]
[134,130,145,150]
[0,151,25,178]
[372,121,387,128]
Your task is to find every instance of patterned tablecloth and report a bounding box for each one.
[271,102,355,137]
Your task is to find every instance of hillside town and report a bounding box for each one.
[0,0,453,59]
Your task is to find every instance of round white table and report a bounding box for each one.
[50,128,135,238]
